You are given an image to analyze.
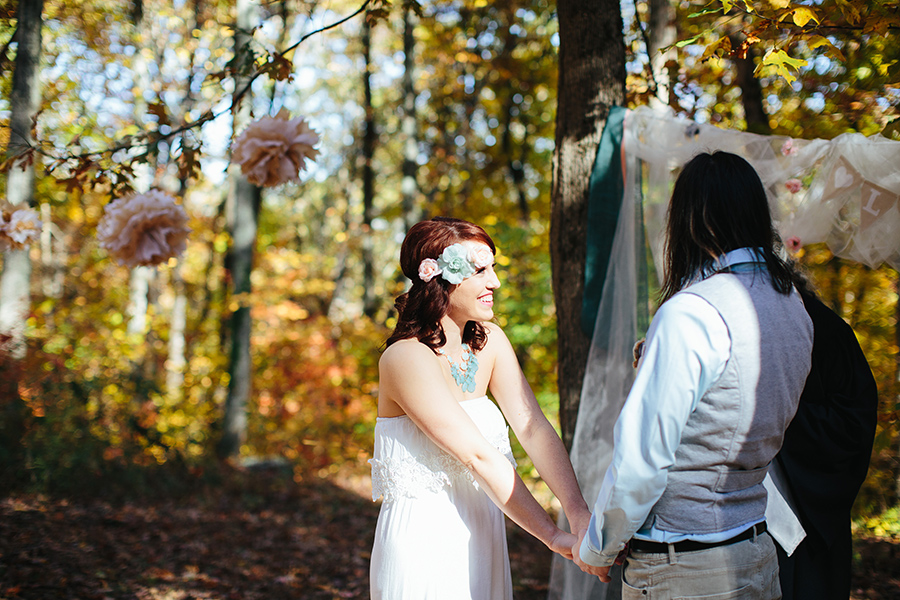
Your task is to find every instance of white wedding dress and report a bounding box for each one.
[369,395,515,600]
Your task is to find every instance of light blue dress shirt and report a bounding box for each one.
[579,248,769,567]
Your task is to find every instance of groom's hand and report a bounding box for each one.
[571,529,612,582]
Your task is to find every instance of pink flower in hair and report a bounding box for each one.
[468,245,494,269]
[418,258,441,282]
[785,236,802,253]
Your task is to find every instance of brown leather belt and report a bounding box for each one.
[629,521,768,554]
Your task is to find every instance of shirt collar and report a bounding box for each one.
[712,247,765,270]
[696,247,766,281]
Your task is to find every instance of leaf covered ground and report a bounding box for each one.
[0,467,897,599]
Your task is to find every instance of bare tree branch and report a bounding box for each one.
[3,0,374,177]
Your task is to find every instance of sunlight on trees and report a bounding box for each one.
[0,1,897,543]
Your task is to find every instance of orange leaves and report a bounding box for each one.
[146,101,171,130]
[833,0,863,26]
[680,0,899,84]
[259,52,295,83]
[700,36,732,62]
[175,141,202,183]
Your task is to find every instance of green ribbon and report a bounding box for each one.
[581,105,627,336]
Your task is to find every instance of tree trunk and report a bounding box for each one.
[551,0,626,449]
[39,203,63,298]
[127,0,158,338]
[361,16,377,317]
[498,16,529,224]
[166,0,202,402]
[218,0,261,460]
[0,0,44,486]
[731,35,770,134]
[400,3,421,231]
[647,0,676,108]
[0,0,44,361]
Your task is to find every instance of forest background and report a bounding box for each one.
[0,0,899,597]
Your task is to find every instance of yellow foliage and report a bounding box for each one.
[790,7,819,27]
[756,48,808,84]
[805,35,845,61]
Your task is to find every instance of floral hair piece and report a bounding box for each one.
[418,242,493,284]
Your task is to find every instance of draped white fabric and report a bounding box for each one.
[548,106,900,600]
[627,105,900,274]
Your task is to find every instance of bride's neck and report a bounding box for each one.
[440,316,466,348]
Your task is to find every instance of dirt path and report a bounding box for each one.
[0,470,896,599]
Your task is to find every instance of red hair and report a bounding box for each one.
[385,217,496,351]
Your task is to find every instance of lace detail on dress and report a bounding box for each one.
[370,428,517,502]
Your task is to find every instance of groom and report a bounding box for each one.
[572,151,813,598]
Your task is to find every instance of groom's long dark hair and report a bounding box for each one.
[659,151,795,304]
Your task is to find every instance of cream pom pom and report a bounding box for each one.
[0,205,42,250]
[231,109,320,187]
[97,190,191,267]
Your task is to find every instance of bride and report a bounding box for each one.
[369,217,590,599]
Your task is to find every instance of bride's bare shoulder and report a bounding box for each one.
[380,338,435,370]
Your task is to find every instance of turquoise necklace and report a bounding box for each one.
[437,343,479,393]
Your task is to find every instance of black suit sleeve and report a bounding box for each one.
[775,293,878,547]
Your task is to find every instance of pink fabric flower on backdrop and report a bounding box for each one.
[468,245,494,269]
[781,139,799,156]
[418,258,441,282]
[231,109,320,188]
[0,206,42,250]
[97,189,191,267]
[785,236,802,253]
[784,178,803,194]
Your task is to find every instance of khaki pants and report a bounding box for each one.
[621,532,781,600]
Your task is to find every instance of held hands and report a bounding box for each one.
[547,528,578,560]
[570,528,614,583]
[547,507,592,561]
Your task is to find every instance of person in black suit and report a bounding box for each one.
[775,281,878,600]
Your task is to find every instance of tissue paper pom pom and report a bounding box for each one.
[97,190,191,267]
[0,206,42,250]
[231,109,320,187]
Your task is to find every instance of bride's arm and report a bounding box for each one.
[484,324,592,537]
[379,341,576,557]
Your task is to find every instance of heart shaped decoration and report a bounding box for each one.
[834,165,854,189]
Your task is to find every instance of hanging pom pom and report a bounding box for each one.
[0,202,42,251]
[97,189,191,267]
[231,109,320,187]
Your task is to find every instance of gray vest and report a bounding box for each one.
[643,271,813,535]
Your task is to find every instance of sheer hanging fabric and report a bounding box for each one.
[549,106,900,600]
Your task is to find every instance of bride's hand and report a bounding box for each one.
[547,529,577,559]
